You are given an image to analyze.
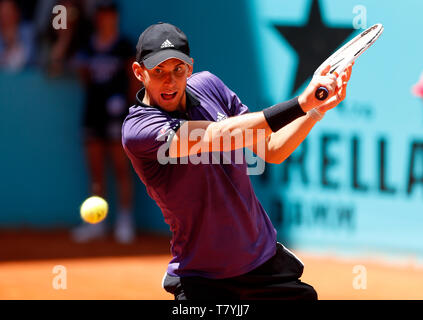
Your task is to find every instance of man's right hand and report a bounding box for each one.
[298,63,353,113]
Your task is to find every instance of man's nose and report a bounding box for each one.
[163,71,176,85]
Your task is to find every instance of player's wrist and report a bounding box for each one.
[298,91,318,113]
[307,108,325,122]
[298,94,308,112]
[263,96,306,132]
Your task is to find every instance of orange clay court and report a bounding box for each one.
[0,230,422,300]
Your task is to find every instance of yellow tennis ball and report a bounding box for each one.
[80,196,108,224]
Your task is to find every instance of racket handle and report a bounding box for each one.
[315,87,329,101]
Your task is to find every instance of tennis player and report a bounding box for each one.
[122,22,352,300]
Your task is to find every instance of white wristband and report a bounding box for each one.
[307,108,325,122]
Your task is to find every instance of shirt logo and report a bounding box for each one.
[157,121,181,142]
[160,39,175,49]
[157,122,172,141]
[216,112,227,122]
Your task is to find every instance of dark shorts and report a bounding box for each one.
[163,242,318,300]
[83,90,129,142]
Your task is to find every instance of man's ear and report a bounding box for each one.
[187,58,194,77]
[132,62,144,82]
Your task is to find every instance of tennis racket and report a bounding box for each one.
[315,23,384,101]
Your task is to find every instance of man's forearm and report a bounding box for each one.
[263,113,318,164]
[208,97,306,151]
[206,111,273,151]
[171,102,310,158]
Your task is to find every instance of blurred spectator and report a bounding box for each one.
[0,0,35,72]
[38,0,90,76]
[71,0,138,244]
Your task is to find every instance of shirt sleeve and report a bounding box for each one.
[206,72,250,117]
[122,109,186,160]
[229,90,250,116]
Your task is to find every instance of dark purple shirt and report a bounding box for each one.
[122,71,276,279]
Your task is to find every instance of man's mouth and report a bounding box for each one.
[161,92,177,101]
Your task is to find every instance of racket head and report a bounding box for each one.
[314,23,384,77]
[314,23,384,101]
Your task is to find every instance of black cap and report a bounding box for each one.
[136,22,192,69]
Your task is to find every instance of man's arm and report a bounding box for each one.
[247,63,353,164]
[169,63,352,159]
[169,112,273,158]
[247,113,317,164]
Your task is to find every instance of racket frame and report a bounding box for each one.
[315,23,384,100]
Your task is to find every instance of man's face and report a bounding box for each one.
[134,58,193,112]
[0,0,19,30]
[95,9,119,35]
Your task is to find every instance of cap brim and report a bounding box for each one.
[143,49,193,69]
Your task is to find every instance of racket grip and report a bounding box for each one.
[315,87,329,101]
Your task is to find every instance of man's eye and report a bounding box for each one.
[176,65,187,72]
[154,69,163,74]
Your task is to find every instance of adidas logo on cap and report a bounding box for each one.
[160,39,175,49]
